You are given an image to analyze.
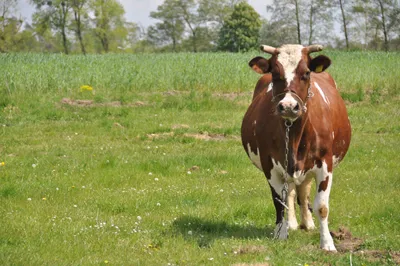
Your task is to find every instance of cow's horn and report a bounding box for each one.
[307,45,323,54]
[260,45,277,55]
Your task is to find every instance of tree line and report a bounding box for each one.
[1,0,399,54]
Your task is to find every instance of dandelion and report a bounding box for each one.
[42,197,47,201]
[0,162,5,166]
[80,85,93,91]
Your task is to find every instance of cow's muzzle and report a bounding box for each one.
[276,92,304,121]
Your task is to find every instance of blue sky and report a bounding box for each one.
[17,0,271,27]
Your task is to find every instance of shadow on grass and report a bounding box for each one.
[171,215,274,248]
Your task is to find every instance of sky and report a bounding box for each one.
[17,0,272,28]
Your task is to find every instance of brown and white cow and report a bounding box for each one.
[241,44,351,251]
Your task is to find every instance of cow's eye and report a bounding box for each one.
[301,71,311,81]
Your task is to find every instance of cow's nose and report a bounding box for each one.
[277,102,300,113]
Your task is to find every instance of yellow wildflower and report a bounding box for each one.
[80,85,93,91]
[0,162,5,166]
[42,197,47,201]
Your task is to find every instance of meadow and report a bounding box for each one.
[0,50,399,265]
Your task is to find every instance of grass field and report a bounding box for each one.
[1,51,400,265]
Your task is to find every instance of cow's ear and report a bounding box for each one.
[249,56,271,74]
[310,55,331,73]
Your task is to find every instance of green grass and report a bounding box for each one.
[0,51,399,265]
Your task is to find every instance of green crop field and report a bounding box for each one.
[1,51,399,265]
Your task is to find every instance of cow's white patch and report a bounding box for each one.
[332,131,335,140]
[333,155,341,167]
[277,45,303,85]
[246,143,263,171]
[269,158,285,197]
[267,83,273,92]
[314,82,330,105]
[280,92,298,110]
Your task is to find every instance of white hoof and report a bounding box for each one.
[288,219,299,231]
[321,242,337,252]
[300,220,316,231]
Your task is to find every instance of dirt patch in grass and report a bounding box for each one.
[354,250,400,264]
[234,245,267,255]
[330,226,363,252]
[232,262,270,266]
[172,124,190,129]
[60,98,147,107]
[147,132,175,139]
[184,132,240,141]
[146,131,239,141]
[331,227,400,263]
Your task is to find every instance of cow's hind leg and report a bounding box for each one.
[314,160,336,251]
[287,182,299,230]
[297,175,315,231]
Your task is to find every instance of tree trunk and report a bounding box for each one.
[377,0,389,51]
[339,0,349,49]
[308,0,314,45]
[61,6,69,54]
[74,9,86,55]
[294,0,301,44]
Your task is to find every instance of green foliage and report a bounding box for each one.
[149,0,185,51]
[218,2,262,52]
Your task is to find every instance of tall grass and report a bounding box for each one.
[2,51,399,100]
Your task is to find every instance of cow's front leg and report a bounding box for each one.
[314,161,336,251]
[269,170,298,239]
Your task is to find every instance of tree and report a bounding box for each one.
[198,0,244,25]
[352,0,397,51]
[338,0,351,49]
[150,0,185,51]
[31,0,71,54]
[218,2,261,52]
[303,0,333,45]
[71,0,88,54]
[90,0,126,53]
[0,0,23,52]
[259,19,297,47]
[175,0,201,52]
[267,0,302,44]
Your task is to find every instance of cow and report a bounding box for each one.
[241,44,351,251]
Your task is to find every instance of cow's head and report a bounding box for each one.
[249,44,331,122]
